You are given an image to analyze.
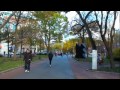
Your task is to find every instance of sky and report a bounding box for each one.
[62,11,78,41]
[65,11,120,29]
[63,11,120,41]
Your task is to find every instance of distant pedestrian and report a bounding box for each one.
[48,51,53,67]
[55,52,57,56]
[98,53,103,65]
[23,49,32,72]
[4,51,5,56]
[60,52,63,56]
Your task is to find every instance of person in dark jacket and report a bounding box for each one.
[48,51,53,67]
[23,49,32,72]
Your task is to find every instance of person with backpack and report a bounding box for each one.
[48,51,53,67]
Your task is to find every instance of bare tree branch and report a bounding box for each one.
[94,11,102,34]
[104,11,110,36]
[85,11,93,20]
[76,11,97,49]
[110,11,117,37]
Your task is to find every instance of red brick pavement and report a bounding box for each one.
[68,57,120,79]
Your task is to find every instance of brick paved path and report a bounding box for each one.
[68,56,120,79]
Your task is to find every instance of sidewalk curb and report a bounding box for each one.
[86,69,120,74]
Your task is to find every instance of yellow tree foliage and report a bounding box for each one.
[52,43,62,50]
[63,38,81,53]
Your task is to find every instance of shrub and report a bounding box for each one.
[113,48,120,61]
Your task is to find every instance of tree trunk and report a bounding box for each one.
[13,40,18,60]
[109,50,115,68]
[13,40,17,60]
[13,11,21,60]
[40,41,41,53]
[47,40,50,53]
[7,39,9,58]
[82,29,85,43]
[101,35,115,68]
[7,30,10,58]
[109,37,115,68]
[20,39,22,58]
[20,29,23,58]
[85,26,97,50]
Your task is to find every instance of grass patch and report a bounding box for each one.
[75,57,117,64]
[0,57,23,72]
[0,55,48,72]
[98,66,120,73]
[35,55,48,59]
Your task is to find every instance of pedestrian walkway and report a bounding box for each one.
[68,56,120,79]
[0,55,75,79]
[0,55,119,79]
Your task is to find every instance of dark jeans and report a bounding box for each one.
[25,61,30,71]
[49,57,52,65]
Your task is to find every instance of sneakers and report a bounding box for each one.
[25,70,27,72]
[25,70,30,72]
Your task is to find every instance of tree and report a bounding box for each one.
[62,38,80,53]
[0,11,17,30]
[94,11,118,68]
[33,11,68,52]
[52,43,62,51]
[76,11,97,50]
[65,11,97,50]
[113,30,120,48]
[13,11,22,60]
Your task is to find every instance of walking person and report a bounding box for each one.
[4,51,5,57]
[48,51,53,67]
[98,53,103,65]
[23,49,32,72]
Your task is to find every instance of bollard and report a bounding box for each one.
[92,50,97,70]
